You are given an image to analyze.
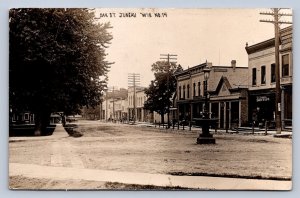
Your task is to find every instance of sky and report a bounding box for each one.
[94,8,291,89]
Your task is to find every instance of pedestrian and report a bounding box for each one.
[252,110,258,127]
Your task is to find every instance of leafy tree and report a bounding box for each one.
[9,8,113,135]
[144,61,182,125]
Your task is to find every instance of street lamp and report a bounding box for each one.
[203,67,210,81]
[203,67,211,117]
[194,66,216,144]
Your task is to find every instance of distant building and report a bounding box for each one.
[10,111,64,125]
[128,87,151,122]
[10,111,35,125]
[245,25,292,128]
[175,61,249,128]
[114,97,128,121]
[102,88,128,121]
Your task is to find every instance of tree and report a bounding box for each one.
[144,61,182,125]
[9,8,113,135]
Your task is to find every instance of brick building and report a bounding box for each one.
[174,61,248,128]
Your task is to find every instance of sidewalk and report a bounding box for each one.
[9,124,69,142]
[130,122,292,136]
[9,163,291,190]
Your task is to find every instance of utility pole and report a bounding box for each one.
[128,73,140,123]
[188,66,192,131]
[105,90,108,121]
[112,86,115,120]
[160,54,177,129]
[260,8,292,134]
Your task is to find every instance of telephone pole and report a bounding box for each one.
[128,73,140,123]
[160,54,177,129]
[260,8,292,134]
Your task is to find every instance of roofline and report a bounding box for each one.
[175,64,247,77]
[245,25,292,54]
[280,25,292,34]
[245,38,275,54]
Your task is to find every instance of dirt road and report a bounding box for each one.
[9,120,292,189]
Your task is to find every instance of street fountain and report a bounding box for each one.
[193,67,217,144]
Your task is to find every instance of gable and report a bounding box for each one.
[212,76,233,97]
[218,83,231,97]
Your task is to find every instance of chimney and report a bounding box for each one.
[206,62,213,68]
[231,60,236,71]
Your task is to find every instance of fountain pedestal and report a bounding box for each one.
[193,118,217,144]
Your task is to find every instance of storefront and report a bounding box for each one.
[210,100,241,129]
[282,85,292,127]
[248,90,276,127]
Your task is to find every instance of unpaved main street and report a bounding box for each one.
[9,120,292,190]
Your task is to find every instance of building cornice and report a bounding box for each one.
[245,25,292,55]
[245,38,275,54]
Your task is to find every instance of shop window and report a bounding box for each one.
[282,54,289,77]
[284,88,292,120]
[211,103,219,118]
[252,68,257,86]
[231,102,239,125]
[261,65,266,85]
[271,63,276,83]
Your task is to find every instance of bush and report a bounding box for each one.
[64,124,83,138]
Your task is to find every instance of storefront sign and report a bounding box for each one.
[256,96,270,102]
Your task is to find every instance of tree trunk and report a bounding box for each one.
[34,112,50,136]
[62,115,66,126]
[34,114,42,136]
[160,112,164,126]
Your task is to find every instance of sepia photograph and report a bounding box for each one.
[8,8,292,190]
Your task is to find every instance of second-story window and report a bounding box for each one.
[193,83,196,97]
[198,82,201,96]
[261,65,266,85]
[271,63,276,83]
[282,54,289,77]
[179,86,181,99]
[187,84,190,98]
[183,85,186,99]
[252,68,257,86]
